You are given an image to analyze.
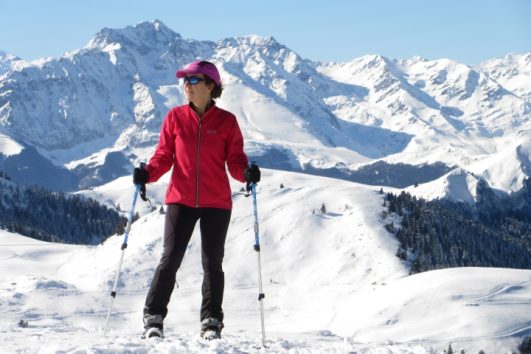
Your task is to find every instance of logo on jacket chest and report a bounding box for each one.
[206,129,217,135]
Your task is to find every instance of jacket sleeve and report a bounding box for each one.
[145,110,175,183]
[226,118,249,183]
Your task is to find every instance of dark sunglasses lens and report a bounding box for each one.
[184,76,202,85]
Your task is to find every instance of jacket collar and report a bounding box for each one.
[187,101,217,121]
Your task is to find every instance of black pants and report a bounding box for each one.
[144,204,231,323]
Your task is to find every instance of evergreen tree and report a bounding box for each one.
[519,336,531,354]
[445,343,454,354]
[383,183,531,273]
[0,180,126,245]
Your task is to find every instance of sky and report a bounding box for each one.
[0,0,530,65]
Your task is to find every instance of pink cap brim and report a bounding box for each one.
[175,60,221,86]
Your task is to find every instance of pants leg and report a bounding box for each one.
[199,208,231,322]
[144,204,199,319]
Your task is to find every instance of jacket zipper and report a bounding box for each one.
[195,116,203,208]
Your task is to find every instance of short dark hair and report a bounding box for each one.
[204,76,223,99]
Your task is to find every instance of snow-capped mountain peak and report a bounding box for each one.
[87,19,182,50]
[0,20,530,196]
[0,50,29,76]
[476,52,531,102]
[1,20,530,353]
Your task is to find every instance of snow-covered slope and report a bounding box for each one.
[1,170,530,353]
[0,132,23,156]
[0,50,29,76]
[1,18,530,354]
[477,52,531,103]
[404,168,481,204]
[0,20,530,194]
[317,55,531,192]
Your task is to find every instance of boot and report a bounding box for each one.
[143,314,164,339]
[200,317,223,340]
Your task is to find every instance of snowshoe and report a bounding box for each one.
[200,317,223,340]
[143,314,164,339]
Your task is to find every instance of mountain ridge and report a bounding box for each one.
[0,19,530,194]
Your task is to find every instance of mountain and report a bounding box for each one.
[404,168,481,203]
[0,50,28,76]
[1,170,529,353]
[317,55,531,189]
[1,20,530,353]
[476,52,531,103]
[0,20,530,196]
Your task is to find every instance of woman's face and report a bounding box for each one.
[184,74,213,105]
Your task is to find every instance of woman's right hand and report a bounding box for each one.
[133,164,149,185]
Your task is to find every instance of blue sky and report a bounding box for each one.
[1,0,530,64]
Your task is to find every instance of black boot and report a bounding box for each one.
[143,314,164,339]
[200,317,223,340]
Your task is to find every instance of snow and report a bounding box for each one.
[0,132,23,156]
[0,50,30,76]
[404,168,480,204]
[1,170,530,353]
[477,53,531,102]
[1,20,531,353]
[316,53,531,192]
[1,20,530,197]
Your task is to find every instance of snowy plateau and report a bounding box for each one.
[0,20,530,353]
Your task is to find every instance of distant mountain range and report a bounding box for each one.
[0,20,529,196]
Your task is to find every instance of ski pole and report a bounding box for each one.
[104,184,141,332]
[250,179,266,347]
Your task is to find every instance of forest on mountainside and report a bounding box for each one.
[384,178,531,273]
[0,172,126,244]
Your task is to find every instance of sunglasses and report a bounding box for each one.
[183,76,206,85]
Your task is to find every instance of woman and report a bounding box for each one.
[133,60,261,339]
